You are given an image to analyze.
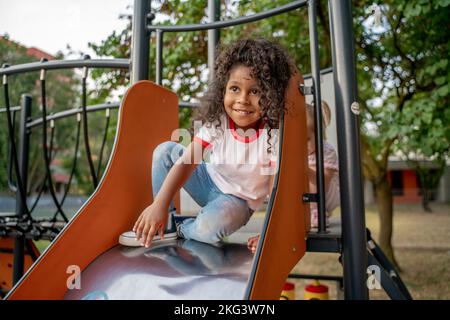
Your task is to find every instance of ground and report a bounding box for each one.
[289,203,450,300]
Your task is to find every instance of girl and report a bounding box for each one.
[247,101,340,253]
[305,101,340,228]
[129,39,295,248]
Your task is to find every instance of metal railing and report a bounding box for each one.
[0,58,129,283]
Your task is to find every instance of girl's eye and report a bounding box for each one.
[250,89,260,95]
[229,86,239,92]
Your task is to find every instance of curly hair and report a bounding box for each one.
[194,38,295,151]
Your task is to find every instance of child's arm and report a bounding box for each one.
[307,166,336,193]
[134,141,205,247]
[308,143,339,194]
[247,172,276,253]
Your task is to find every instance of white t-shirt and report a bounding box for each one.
[308,141,340,213]
[193,115,278,210]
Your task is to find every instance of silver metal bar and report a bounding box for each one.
[155,29,163,85]
[12,94,32,284]
[208,0,220,81]
[329,0,368,300]
[179,101,200,109]
[27,103,120,129]
[308,0,327,234]
[0,106,21,113]
[0,59,130,76]
[131,0,151,83]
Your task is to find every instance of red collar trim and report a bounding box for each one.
[228,116,265,143]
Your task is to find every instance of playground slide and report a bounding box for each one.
[6,73,309,300]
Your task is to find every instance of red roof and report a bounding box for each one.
[26,47,55,60]
[0,35,55,60]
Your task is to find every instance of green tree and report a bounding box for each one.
[354,0,450,266]
[1,35,36,192]
[0,34,80,196]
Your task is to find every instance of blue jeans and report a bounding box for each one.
[152,141,253,244]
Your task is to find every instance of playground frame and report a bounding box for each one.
[0,0,388,299]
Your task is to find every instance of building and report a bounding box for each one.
[1,35,56,60]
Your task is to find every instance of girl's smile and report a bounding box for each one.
[224,65,263,132]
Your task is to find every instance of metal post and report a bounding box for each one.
[308,0,327,234]
[13,94,32,285]
[131,0,151,83]
[208,0,220,81]
[328,0,368,299]
[155,29,163,85]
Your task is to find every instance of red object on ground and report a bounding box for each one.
[305,283,328,293]
[283,282,295,291]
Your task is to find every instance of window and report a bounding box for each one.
[391,170,404,196]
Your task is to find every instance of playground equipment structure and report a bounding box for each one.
[0,0,412,300]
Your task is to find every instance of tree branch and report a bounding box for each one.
[360,133,383,183]
[381,136,396,170]
[359,98,376,120]
[389,11,416,70]
[317,1,332,67]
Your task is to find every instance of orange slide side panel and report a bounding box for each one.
[7,81,179,299]
[250,71,309,299]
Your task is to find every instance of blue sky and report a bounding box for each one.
[0,0,133,58]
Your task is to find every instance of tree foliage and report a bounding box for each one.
[354,0,449,170]
[353,0,449,264]
[0,35,80,194]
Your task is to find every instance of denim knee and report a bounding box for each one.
[180,197,252,244]
[195,211,250,244]
[153,141,184,166]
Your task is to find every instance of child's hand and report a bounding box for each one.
[133,202,168,248]
[307,136,315,155]
[247,234,260,254]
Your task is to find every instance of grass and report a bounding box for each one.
[34,240,51,253]
[289,203,450,300]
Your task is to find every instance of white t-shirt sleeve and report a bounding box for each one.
[326,176,340,213]
[308,142,340,213]
[193,122,221,148]
[323,142,339,171]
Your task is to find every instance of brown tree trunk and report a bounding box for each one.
[374,177,401,271]
[416,167,433,213]
[422,186,433,213]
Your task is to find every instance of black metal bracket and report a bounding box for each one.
[147,12,156,23]
[302,193,318,203]
[366,228,413,300]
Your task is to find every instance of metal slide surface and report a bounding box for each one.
[64,239,254,300]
